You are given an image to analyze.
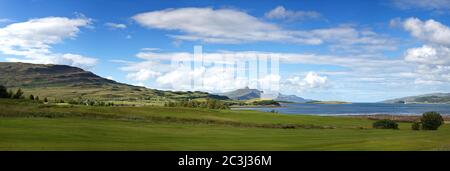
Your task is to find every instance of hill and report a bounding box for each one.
[0,62,227,103]
[381,93,450,104]
[219,87,262,100]
[275,93,312,103]
[0,62,120,87]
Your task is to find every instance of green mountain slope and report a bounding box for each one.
[0,62,227,103]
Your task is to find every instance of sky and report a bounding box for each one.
[1,0,450,102]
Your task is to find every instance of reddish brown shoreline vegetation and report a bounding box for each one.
[346,114,450,122]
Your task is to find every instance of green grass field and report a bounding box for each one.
[1,99,450,150]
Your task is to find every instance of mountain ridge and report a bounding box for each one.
[219,87,312,102]
[381,93,450,104]
[0,62,125,88]
[0,62,228,102]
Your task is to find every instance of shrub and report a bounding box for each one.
[12,88,24,99]
[7,90,14,98]
[0,85,9,98]
[411,121,421,130]
[420,111,444,130]
[252,100,281,106]
[372,119,398,129]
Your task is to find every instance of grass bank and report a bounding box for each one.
[1,99,450,150]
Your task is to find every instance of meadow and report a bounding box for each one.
[1,99,450,150]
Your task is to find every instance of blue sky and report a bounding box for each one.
[1,0,450,102]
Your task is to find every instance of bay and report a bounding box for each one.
[234,103,450,115]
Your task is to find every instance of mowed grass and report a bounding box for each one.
[1,99,450,150]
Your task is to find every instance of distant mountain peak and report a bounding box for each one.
[220,87,312,102]
[275,93,312,103]
[219,87,262,100]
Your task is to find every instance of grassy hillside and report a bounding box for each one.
[1,98,450,150]
[0,62,227,104]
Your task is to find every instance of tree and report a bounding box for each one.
[44,97,48,103]
[420,111,444,130]
[0,85,8,98]
[29,94,35,100]
[13,88,24,99]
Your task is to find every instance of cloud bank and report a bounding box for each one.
[0,16,97,69]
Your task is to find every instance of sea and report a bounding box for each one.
[234,103,450,116]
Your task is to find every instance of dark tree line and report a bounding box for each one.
[0,85,48,102]
[0,85,24,99]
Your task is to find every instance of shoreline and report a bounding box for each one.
[233,108,450,122]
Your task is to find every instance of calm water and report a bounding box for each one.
[234,103,450,115]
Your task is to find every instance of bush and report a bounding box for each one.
[0,85,9,98]
[372,119,398,129]
[420,111,444,130]
[411,121,421,130]
[12,88,24,99]
[7,90,13,98]
[164,99,229,110]
[252,100,281,106]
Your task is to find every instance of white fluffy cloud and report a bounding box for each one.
[403,17,450,46]
[0,16,97,69]
[401,18,450,84]
[404,45,450,84]
[265,6,321,21]
[135,50,407,70]
[118,48,415,94]
[126,69,161,82]
[391,0,450,10]
[155,65,268,93]
[132,7,394,51]
[60,53,97,69]
[132,7,299,44]
[105,22,127,29]
[405,45,450,65]
[286,72,328,91]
